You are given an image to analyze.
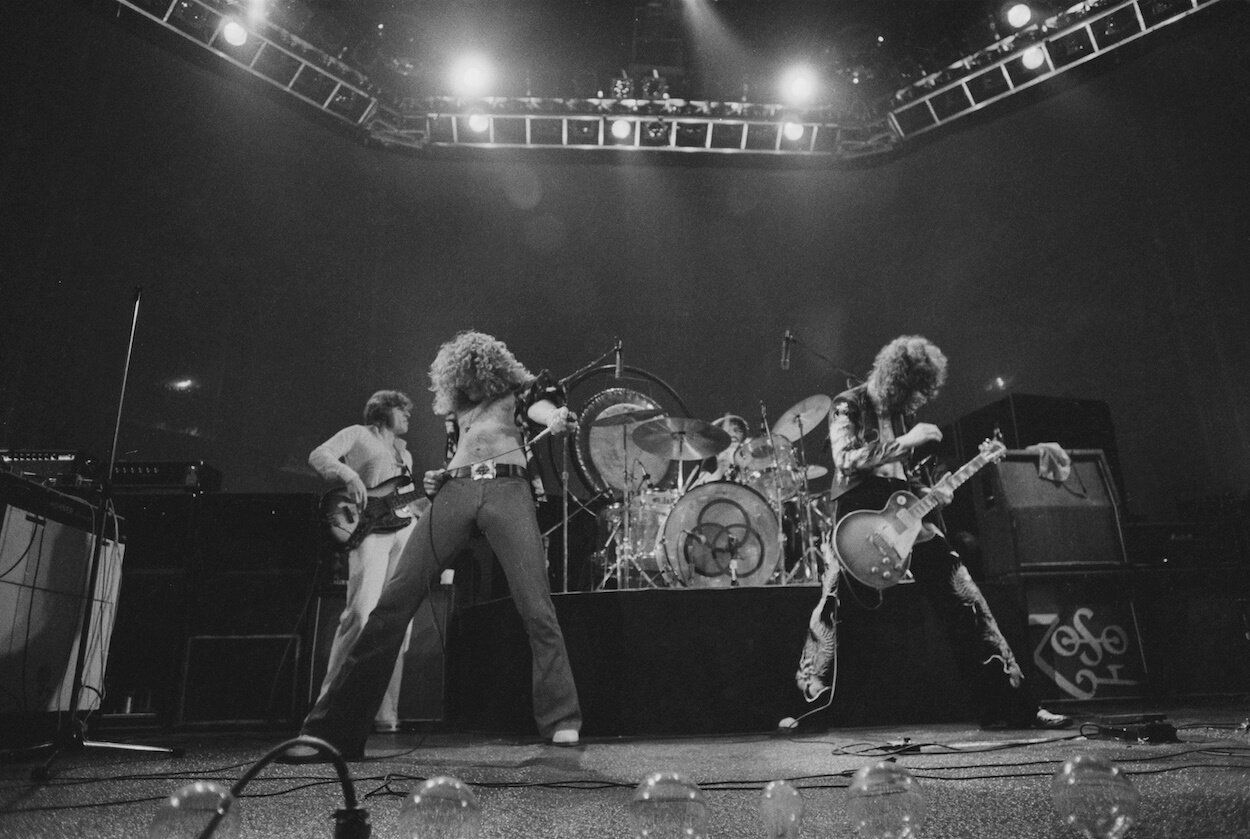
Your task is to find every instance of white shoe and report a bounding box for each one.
[551,728,579,746]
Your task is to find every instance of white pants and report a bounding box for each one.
[317,522,414,725]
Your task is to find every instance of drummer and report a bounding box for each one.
[689,413,748,488]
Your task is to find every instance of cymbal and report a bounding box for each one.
[772,395,832,442]
[590,407,665,427]
[632,417,732,460]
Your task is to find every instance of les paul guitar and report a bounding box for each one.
[320,474,428,551]
[833,439,1007,589]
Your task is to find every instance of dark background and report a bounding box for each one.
[2,1,1248,520]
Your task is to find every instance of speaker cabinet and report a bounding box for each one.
[975,449,1127,577]
[0,477,124,713]
[981,571,1149,702]
[950,394,1123,501]
[179,634,300,724]
[308,584,453,722]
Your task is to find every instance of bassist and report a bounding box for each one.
[308,389,417,734]
[794,336,1071,730]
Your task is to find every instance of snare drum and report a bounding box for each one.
[658,481,780,587]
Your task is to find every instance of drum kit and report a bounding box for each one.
[582,392,836,590]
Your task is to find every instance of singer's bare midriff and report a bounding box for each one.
[447,394,528,469]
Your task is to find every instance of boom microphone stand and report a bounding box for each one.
[30,287,181,781]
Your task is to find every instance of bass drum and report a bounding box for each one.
[658,482,780,588]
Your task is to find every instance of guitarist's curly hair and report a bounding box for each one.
[429,331,534,415]
[867,335,948,415]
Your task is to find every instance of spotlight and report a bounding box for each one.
[467,112,490,133]
[221,19,248,47]
[449,53,493,97]
[1021,46,1046,70]
[782,122,805,142]
[779,66,818,106]
[611,119,633,140]
[1006,3,1034,28]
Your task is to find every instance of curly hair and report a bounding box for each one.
[428,331,534,415]
[363,390,413,426]
[866,335,948,415]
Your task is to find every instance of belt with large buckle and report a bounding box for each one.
[447,461,528,480]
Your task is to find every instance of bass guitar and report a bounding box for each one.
[833,438,1007,589]
[320,474,427,551]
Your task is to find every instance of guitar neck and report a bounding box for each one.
[902,450,998,524]
[387,489,424,511]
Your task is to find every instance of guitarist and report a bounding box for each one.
[791,335,1071,730]
[308,389,418,735]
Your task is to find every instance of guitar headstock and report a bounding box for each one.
[979,438,1008,462]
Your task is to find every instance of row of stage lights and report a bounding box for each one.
[149,736,1143,838]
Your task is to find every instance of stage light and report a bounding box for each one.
[221,19,248,47]
[399,776,482,839]
[759,780,804,838]
[1051,755,1140,839]
[149,781,240,839]
[466,112,490,133]
[629,772,709,838]
[449,54,493,98]
[779,66,818,106]
[1022,46,1046,70]
[1006,3,1034,28]
[846,761,926,838]
[611,119,633,140]
[782,122,805,142]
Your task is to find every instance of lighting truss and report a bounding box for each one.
[366,97,898,159]
[112,0,392,128]
[887,0,1229,139]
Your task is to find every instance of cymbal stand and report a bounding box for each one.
[785,415,822,584]
[596,426,661,590]
[758,402,789,581]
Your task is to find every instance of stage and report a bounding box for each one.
[1,701,1248,838]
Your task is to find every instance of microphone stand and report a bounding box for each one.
[786,331,858,384]
[30,287,181,781]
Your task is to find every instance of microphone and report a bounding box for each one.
[781,330,792,370]
[614,339,623,379]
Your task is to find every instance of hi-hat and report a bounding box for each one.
[590,407,665,427]
[632,417,731,460]
[772,395,832,442]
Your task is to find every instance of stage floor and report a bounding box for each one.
[2,699,1248,838]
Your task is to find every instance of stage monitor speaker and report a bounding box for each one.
[981,571,1149,703]
[975,449,1127,577]
[308,583,453,722]
[0,478,124,713]
[952,394,1124,503]
[179,634,300,724]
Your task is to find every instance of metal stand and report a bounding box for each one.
[23,287,182,780]
[785,415,822,584]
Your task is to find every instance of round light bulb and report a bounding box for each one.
[760,779,804,838]
[221,20,248,47]
[1022,46,1046,70]
[148,781,241,839]
[1006,3,1033,29]
[398,776,482,839]
[846,761,926,839]
[629,771,709,838]
[1051,755,1140,839]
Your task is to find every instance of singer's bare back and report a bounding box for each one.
[446,388,565,470]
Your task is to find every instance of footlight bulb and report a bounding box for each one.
[846,761,926,839]
[760,779,804,837]
[1051,755,1140,839]
[398,776,482,839]
[148,781,240,839]
[629,771,709,838]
